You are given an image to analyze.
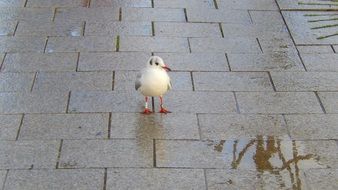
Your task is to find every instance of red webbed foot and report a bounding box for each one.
[159,107,171,114]
[142,108,152,114]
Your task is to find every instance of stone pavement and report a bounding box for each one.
[0,0,338,189]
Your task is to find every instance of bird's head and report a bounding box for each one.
[147,56,171,72]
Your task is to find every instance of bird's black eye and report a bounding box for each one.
[155,62,159,66]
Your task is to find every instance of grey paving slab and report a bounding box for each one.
[297,45,334,54]
[19,113,109,140]
[54,7,119,22]
[0,73,35,92]
[0,170,6,189]
[304,169,338,190]
[59,139,153,168]
[277,0,338,10]
[69,91,236,113]
[0,140,59,169]
[122,8,185,22]
[0,21,16,36]
[155,22,221,37]
[302,54,338,71]
[85,21,152,36]
[78,52,151,71]
[0,115,21,140]
[0,92,68,114]
[156,139,336,169]
[114,71,192,91]
[46,36,115,53]
[271,72,338,91]
[26,0,90,7]
[236,92,323,114]
[16,21,84,37]
[33,72,113,91]
[334,45,338,52]
[119,37,189,52]
[228,52,304,71]
[0,0,25,7]
[206,169,307,190]
[154,0,214,9]
[258,36,298,53]
[217,0,278,10]
[189,37,260,53]
[0,37,46,53]
[193,72,273,91]
[0,7,53,22]
[221,23,289,38]
[107,168,206,190]
[285,114,338,140]
[282,11,338,44]
[198,114,288,140]
[318,92,338,113]
[249,11,286,25]
[187,9,251,23]
[2,53,78,72]
[155,53,229,71]
[5,169,104,190]
[110,113,199,139]
[90,0,151,7]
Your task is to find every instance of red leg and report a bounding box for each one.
[143,97,152,114]
[159,96,171,114]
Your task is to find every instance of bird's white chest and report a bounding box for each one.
[139,69,170,97]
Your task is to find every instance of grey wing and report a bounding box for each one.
[168,79,172,90]
[135,73,142,90]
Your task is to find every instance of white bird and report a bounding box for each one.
[135,56,172,114]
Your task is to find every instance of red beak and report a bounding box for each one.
[162,65,171,72]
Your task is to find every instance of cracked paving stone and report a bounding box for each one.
[303,169,338,190]
[301,53,338,71]
[0,72,35,92]
[318,92,338,113]
[0,115,21,140]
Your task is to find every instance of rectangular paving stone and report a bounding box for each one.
[114,71,192,91]
[0,73,35,92]
[193,72,273,91]
[271,72,338,91]
[334,45,338,53]
[249,10,286,25]
[33,72,113,91]
[107,168,206,190]
[5,169,104,190]
[90,0,151,7]
[54,7,119,22]
[0,115,21,140]
[154,0,214,9]
[198,114,288,140]
[228,52,304,71]
[297,45,334,54]
[155,53,229,71]
[258,36,298,53]
[59,139,153,168]
[26,0,90,7]
[0,0,25,7]
[236,92,323,114]
[318,92,338,113]
[221,23,288,38]
[190,37,260,53]
[0,140,59,169]
[0,170,6,189]
[85,21,152,36]
[122,8,185,22]
[16,21,84,37]
[69,91,236,113]
[217,0,278,10]
[2,53,78,72]
[0,91,68,114]
[155,22,221,37]
[78,52,151,71]
[19,113,109,140]
[0,37,46,53]
[46,36,115,52]
[302,54,338,71]
[119,37,189,52]
[303,169,338,190]
[0,7,53,22]
[110,113,199,139]
[0,21,16,36]
[277,0,338,10]
[187,9,251,23]
[285,114,338,140]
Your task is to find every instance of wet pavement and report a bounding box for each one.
[0,0,338,189]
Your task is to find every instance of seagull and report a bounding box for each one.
[135,56,172,114]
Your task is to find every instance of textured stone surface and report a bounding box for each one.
[218,0,278,10]
[5,169,104,190]
[0,73,35,92]
[285,114,338,140]
[258,35,297,53]
[277,0,338,10]
[154,0,214,9]
[0,21,16,36]
[110,113,199,139]
[0,37,46,53]
[16,21,84,36]
[54,7,119,22]
[193,72,273,91]
[0,7,53,22]
[0,140,59,169]
[198,114,288,140]
[303,169,338,190]
[297,45,334,54]
[155,22,221,37]
[2,53,78,72]
[33,72,113,91]
[19,113,109,140]
[0,115,21,140]
[90,0,151,7]
[26,0,90,7]
[107,168,206,190]
[85,21,152,36]
[59,139,153,168]
[123,8,185,22]
[190,38,260,53]
[221,23,288,38]
[0,0,25,7]
[318,92,338,113]
[187,9,251,23]
[236,92,323,114]
[301,54,338,71]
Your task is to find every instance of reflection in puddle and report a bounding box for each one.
[212,136,324,189]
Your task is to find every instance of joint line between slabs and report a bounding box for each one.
[0,53,7,71]
[1,170,9,190]
[152,22,155,36]
[213,0,218,9]
[82,21,86,36]
[15,114,24,141]
[187,38,192,53]
[112,71,115,90]
[30,72,38,92]
[13,21,19,36]
[153,139,157,167]
[184,8,188,22]
[108,113,112,139]
[55,139,64,169]
[52,8,57,21]
[151,0,154,8]
[282,114,292,139]
[225,53,232,71]
[219,23,224,38]
[76,52,80,72]
[103,168,108,190]
[256,38,264,53]
[43,37,49,53]
[204,169,209,190]
[267,71,277,92]
[331,45,336,53]
[119,8,122,21]
[190,71,195,91]
[315,91,327,114]
[196,114,202,140]
[66,91,71,113]
[233,92,241,114]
